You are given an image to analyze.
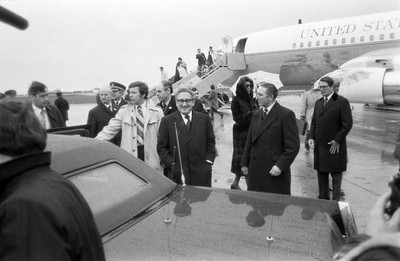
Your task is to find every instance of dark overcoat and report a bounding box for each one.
[310,92,353,172]
[157,95,178,116]
[157,110,216,187]
[230,86,256,175]
[0,152,105,260]
[87,102,121,145]
[54,96,70,122]
[46,104,66,128]
[241,102,300,195]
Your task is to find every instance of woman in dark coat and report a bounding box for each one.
[230,76,257,189]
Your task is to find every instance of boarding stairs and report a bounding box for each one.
[172,53,247,97]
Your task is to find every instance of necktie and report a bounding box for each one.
[323,97,328,107]
[185,114,191,131]
[262,108,268,120]
[40,108,46,128]
[161,103,166,111]
[136,105,145,146]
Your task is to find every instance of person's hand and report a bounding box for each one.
[328,140,340,154]
[241,166,248,176]
[270,165,282,176]
[308,139,314,150]
[366,192,400,237]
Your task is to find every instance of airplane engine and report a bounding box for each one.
[324,67,400,106]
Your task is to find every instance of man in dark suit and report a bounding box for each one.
[54,90,70,125]
[28,81,65,129]
[156,81,178,116]
[87,85,120,145]
[157,88,216,187]
[241,83,300,195]
[309,76,353,201]
[110,81,127,112]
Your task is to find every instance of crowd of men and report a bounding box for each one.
[2,76,400,260]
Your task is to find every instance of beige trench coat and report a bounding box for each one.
[96,100,164,173]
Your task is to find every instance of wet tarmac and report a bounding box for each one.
[67,95,400,234]
[210,94,400,234]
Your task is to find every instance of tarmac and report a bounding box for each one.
[210,94,400,234]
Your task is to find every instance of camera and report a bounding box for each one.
[385,172,400,216]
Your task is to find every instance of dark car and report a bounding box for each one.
[46,134,357,260]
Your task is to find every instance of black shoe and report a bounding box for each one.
[230,184,241,190]
[340,190,345,197]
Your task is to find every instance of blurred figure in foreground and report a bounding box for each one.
[4,89,17,98]
[230,76,257,190]
[333,192,400,260]
[0,99,105,261]
[28,81,65,129]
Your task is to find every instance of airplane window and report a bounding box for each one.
[351,37,355,43]
[360,36,365,42]
[333,39,337,45]
[324,40,328,45]
[308,41,312,47]
[300,42,304,48]
[380,34,384,40]
[316,41,320,46]
[370,35,374,41]
[341,38,346,44]
[292,43,296,49]
[390,33,395,39]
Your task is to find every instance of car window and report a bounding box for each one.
[69,163,147,231]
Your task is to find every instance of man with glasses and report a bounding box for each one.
[157,88,216,187]
[309,76,353,201]
[28,81,65,129]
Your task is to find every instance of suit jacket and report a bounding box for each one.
[157,110,216,187]
[310,92,353,172]
[241,102,300,195]
[87,102,120,145]
[46,104,66,129]
[112,98,128,113]
[157,96,178,116]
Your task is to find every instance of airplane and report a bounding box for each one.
[180,10,400,106]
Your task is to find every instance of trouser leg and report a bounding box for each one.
[317,171,330,199]
[331,172,343,201]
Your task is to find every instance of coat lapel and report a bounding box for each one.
[319,92,337,115]
[173,112,189,138]
[253,104,279,142]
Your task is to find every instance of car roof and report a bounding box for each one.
[45,134,177,237]
[105,186,354,260]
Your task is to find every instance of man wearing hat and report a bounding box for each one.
[54,90,70,125]
[110,81,127,112]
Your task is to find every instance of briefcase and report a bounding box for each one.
[296,119,307,136]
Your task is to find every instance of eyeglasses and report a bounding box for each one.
[319,85,331,89]
[176,99,194,104]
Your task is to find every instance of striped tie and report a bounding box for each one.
[40,108,46,128]
[136,105,145,146]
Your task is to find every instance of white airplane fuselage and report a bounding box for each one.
[219,11,400,105]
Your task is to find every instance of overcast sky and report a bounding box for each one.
[0,0,399,94]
